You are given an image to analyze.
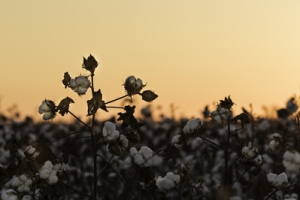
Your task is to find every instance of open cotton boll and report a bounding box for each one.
[183,118,203,134]
[293,152,300,163]
[75,76,90,88]
[139,146,153,160]
[11,176,22,187]
[47,171,58,184]
[284,151,295,161]
[127,76,136,84]
[166,172,180,184]
[133,154,145,166]
[135,78,143,88]
[276,172,288,187]
[119,134,129,148]
[69,79,77,89]
[1,189,18,200]
[267,173,277,184]
[22,195,32,200]
[130,147,138,156]
[38,101,50,114]
[156,177,175,191]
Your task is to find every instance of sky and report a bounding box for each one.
[1,0,300,122]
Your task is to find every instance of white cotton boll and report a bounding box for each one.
[294,152,300,163]
[53,164,62,171]
[183,118,203,134]
[48,175,58,184]
[22,195,32,200]
[291,193,298,198]
[135,78,143,88]
[283,151,295,162]
[166,172,180,184]
[1,189,18,200]
[242,147,249,154]
[39,169,51,179]
[276,172,288,187]
[43,112,54,120]
[19,174,28,182]
[130,147,137,156]
[284,198,297,200]
[76,76,90,88]
[76,86,87,95]
[32,152,40,158]
[127,76,136,84]
[25,146,36,155]
[134,154,145,166]
[11,176,22,187]
[254,155,263,165]
[43,161,53,170]
[258,119,270,131]
[139,146,153,160]
[267,173,277,184]
[156,177,175,191]
[151,155,163,166]
[119,135,128,148]
[190,137,202,149]
[269,140,279,151]
[69,79,77,89]
[38,101,50,114]
[18,185,25,192]
[172,134,181,145]
[25,179,32,187]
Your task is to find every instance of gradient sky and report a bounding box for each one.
[1,1,300,122]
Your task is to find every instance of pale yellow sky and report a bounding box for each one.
[1,1,300,122]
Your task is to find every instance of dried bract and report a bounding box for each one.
[82,54,98,74]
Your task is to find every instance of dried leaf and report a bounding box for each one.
[57,97,74,116]
[82,54,98,74]
[87,89,108,116]
[220,95,235,109]
[231,113,251,128]
[247,170,272,200]
[140,90,158,102]
[117,105,144,130]
[62,72,71,88]
[108,142,122,156]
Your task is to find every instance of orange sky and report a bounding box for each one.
[1,1,300,122]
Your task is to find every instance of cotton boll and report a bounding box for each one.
[1,189,18,200]
[22,195,32,200]
[38,101,50,114]
[130,147,137,156]
[267,173,277,184]
[69,79,77,89]
[43,112,54,120]
[276,172,288,187]
[294,152,300,163]
[11,176,22,187]
[156,177,175,191]
[134,154,145,166]
[283,151,295,162]
[39,169,51,179]
[76,87,87,95]
[139,146,153,160]
[166,172,180,184]
[135,78,143,88]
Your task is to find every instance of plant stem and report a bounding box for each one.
[197,135,224,150]
[106,106,124,109]
[90,73,97,200]
[59,181,92,199]
[69,111,90,128]
[105,94,129,105]
[48,129,89,144]
[223,117,231,187]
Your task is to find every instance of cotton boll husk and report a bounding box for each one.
[139,146,153,160]
[134,154,145,166]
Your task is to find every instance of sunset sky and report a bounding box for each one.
[1,1,300,122]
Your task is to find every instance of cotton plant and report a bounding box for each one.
[34,54,158,199]
[240,142,263,166]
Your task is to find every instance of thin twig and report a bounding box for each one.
[106,106,124,109]
[48,129,89,144]
[69,111,90,128]
[105,94,129,105]
[97,154,114,176]
[197,135,224,150]
[59,181,92,199]
[97,154,126,187]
